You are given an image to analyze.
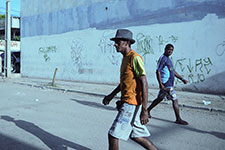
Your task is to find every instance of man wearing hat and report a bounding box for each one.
[102,29,157,150]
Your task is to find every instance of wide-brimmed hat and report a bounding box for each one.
[110,29,135,44]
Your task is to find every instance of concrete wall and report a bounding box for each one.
[20,0,225,95]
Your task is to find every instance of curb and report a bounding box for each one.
[13,81,225,114]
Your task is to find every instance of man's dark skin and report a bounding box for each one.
[102,39,157,150]
[147,46,188,125]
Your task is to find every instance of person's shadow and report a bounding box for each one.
[150,117,225,140]
[1,115,91,150]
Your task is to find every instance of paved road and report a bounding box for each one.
[0,81,225,150]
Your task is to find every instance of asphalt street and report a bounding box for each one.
[0,78,225,150]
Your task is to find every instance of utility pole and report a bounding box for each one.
[4,0,11,77]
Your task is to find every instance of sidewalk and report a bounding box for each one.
[2,76,225,113]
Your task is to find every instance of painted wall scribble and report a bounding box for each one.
[215,40,225,56]
[136,33,154,56]
[99,31,120,65]
[70,39,83,67]
[169,35,178,43]
[38,46,57,62]
[174,58,186,72]
[136,33,179,57]
[172,57,213,84]
[70,39,93,74]
[156,35,168,52]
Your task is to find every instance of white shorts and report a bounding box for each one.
[108,103,150,140]
[158,87,177,101]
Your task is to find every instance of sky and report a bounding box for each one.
[0,0,20,16]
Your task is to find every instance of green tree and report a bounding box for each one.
[0,14,5,19]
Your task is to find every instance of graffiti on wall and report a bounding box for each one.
[99,31,120,65]
[70,39,93,74]
[136,33,178,58]
[70,39,83,67]
[136,33,154,56]
[215,40,225,56]
[156,35,169,52]
[171,57,213,84]
[38,46,57,62]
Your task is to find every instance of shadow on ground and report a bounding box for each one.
[150,117,225,140]
[0,132,41,150]
[0,115,91,150]
[71,98,116,111]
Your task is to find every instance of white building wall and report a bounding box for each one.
[20,0,225,94]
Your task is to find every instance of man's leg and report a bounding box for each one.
[131,137,157,150]
[108,134,119,150]
[147,97,163,118]
[172,99,188,125]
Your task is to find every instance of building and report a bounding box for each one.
[0,16,20,73]
[20,0,225,95]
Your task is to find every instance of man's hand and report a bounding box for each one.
[102,94,114,105]
[182,79,188,84]
[140,109,149,125]
[102,84,120,105]
[159,84,166,91]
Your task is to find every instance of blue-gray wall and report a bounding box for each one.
[21,0,225,37]
[20,0,225,95]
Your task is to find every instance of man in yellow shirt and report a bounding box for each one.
[102,29,157,150]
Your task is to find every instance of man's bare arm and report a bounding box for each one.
[174,71,188,84]
[139,75,149,125]
[156,70,166,90]
[102,84,121,105]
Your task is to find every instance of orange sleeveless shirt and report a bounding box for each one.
[120,50,144,105]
